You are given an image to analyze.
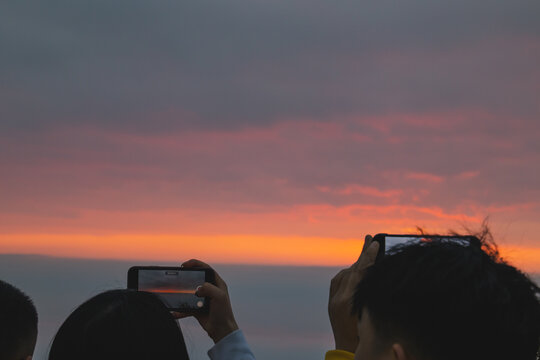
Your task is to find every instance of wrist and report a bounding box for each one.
[211,320,239,343]
[334,335,358,353]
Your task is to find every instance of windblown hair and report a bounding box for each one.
[354,229,540,360]
[0,280,38,360]
[49,289,189,360]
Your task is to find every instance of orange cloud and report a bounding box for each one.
[0,202,486,241]
[455,171,480,180]
[1,233,539,273]
[0,233,365,267]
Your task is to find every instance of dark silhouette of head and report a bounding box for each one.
[48,289,189,360]
[354,234,540,360]
[0,279,38,360]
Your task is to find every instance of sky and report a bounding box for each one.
[1,0,540,272]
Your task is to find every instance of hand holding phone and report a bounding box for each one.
[172,259,239,344]
[127,266,214,312]
[328,235,379,352]
[372,233,477,261]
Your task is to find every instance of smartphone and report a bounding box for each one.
[127,266,214,312]
[372,233,477,261]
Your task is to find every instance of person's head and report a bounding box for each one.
[0,279,38,360]
[353,235,540,360]
[48,289,189,360]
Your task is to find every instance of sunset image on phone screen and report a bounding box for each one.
[139,270,205,310]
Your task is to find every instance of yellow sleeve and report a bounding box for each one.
[325,350,355,360]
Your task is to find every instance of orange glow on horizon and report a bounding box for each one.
[1,233,539,273]
[0,233,364,266]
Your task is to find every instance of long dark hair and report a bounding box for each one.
[49,289,189,360]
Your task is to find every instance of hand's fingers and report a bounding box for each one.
[171,311,191,319]
[330,268,349,296]
[332,236,374,294]
[182,259,227,289]
[366,234,373,246]
[352,235,374,270]
[353,240,379,271]
[182,259,211,268]
[210,270,227,290]
[360,234,373,253]
[195,282,225,300]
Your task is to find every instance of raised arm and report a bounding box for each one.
[328,235,379,354]
[174,259,256,360]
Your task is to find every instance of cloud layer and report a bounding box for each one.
[1,0,540,268]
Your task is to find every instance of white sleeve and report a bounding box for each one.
[208,329,256,360]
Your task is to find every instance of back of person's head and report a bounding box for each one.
[0,279,38,360]
[48,289,189,360]
[354,232,540,360]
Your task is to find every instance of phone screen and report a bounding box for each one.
[384,235,425,251]
[374,234,475,261]
[134,268,207,311]
[384,235,471,252]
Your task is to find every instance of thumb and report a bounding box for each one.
[170,311,191,319]
[195,282,223,300]
[352,240,379,271]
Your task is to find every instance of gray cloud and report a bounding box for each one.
[1,0,539,133]
[1,110,539,222]
[2,0,540,237]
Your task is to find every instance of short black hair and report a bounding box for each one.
[49,289,189,360]
[353,235,540,360]
[0,279,38,359]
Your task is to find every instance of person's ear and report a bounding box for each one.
[391,343,408,360]
[25,356,33,360]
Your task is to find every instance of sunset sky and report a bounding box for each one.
[1,0,540,272]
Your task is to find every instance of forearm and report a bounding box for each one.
[208,329,255,360]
